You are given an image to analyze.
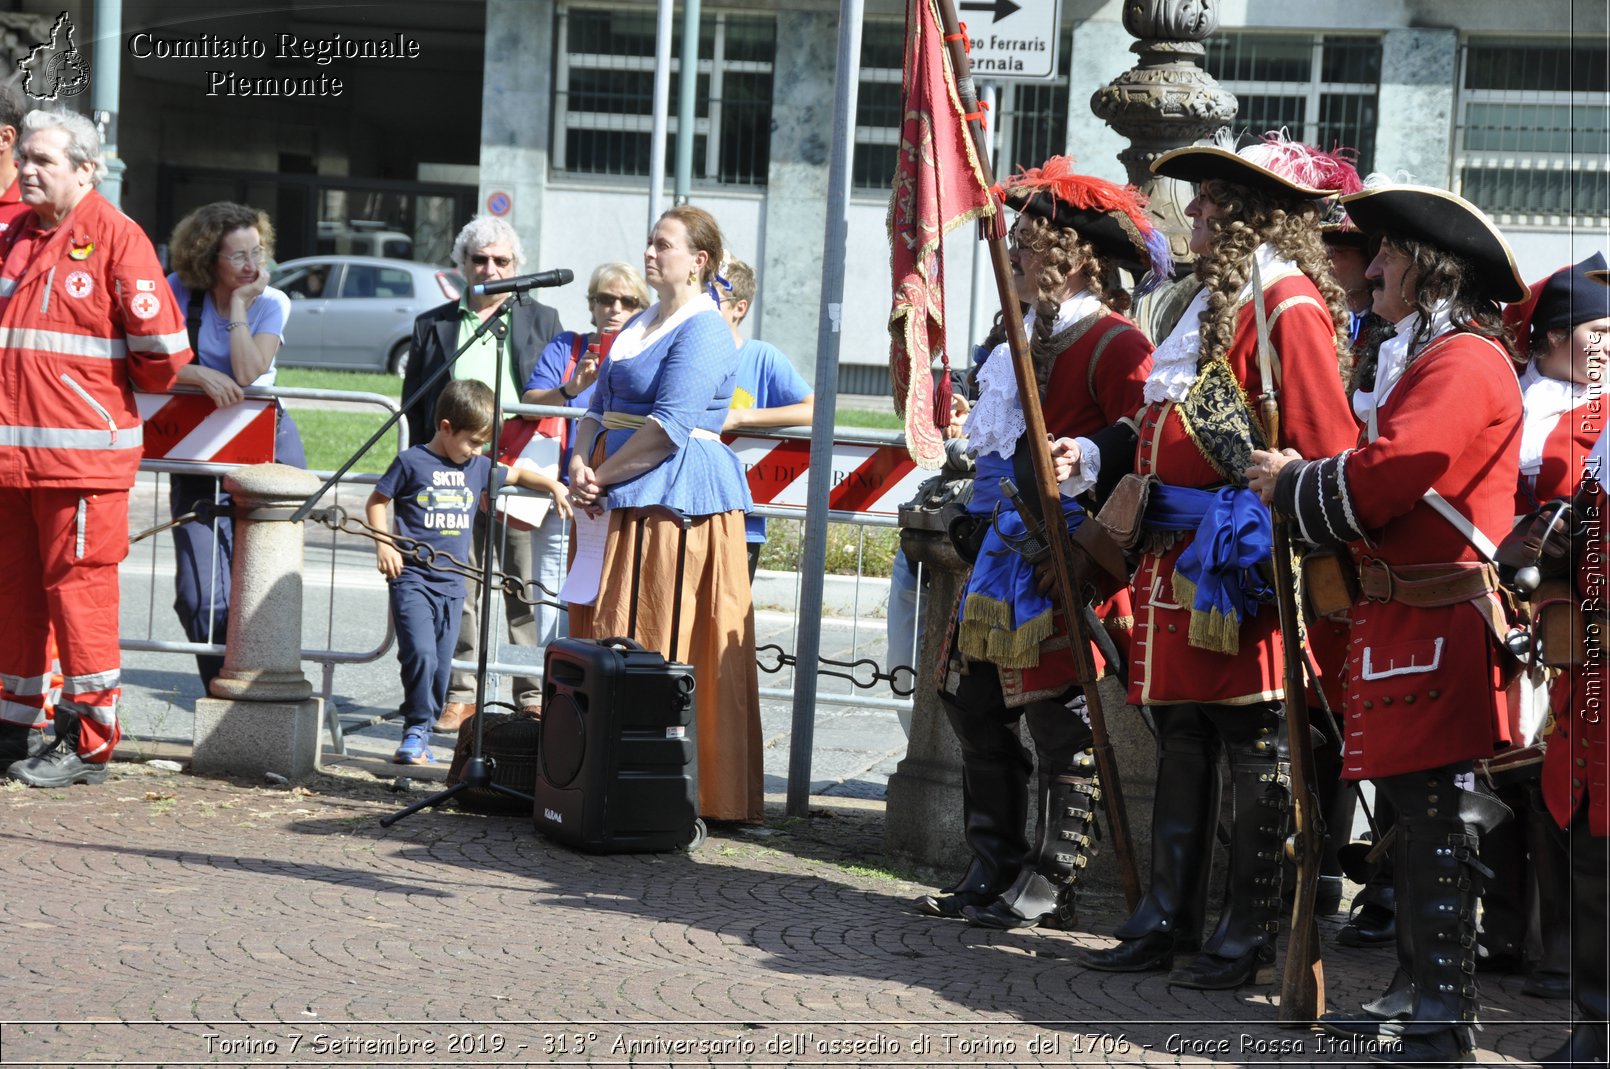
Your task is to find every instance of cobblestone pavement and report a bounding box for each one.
[0,760,1570,1068]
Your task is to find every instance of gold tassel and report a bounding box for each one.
[1171,566,1241,655]
[958,593,1013,661]
[983,606,1054,669]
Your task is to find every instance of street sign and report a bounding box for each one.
[960,0,1061,82]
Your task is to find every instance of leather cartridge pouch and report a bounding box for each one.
[1301,546,1359,619]
[1093,472,1154,551]
[1531,578,1584,668]
[1068,517,1129,604]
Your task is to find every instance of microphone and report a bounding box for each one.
[471,268,574,296]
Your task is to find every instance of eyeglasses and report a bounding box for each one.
[469,253,513,268]
[591,293,642,310]
[219,247,267,267]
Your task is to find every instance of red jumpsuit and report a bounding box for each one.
[0,190,191,759]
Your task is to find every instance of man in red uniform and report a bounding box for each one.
[914,160,1165,930]
[1070,134,1360,990]
[0,109,192,786]
[1250,184,1530,1066]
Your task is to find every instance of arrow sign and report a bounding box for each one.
[959,0,1021,21]
[957,0,1060,81]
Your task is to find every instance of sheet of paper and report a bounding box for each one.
[495,435,561,528]
[559,507,609,606]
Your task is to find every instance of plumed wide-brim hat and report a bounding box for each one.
[1341,185,1528,303]
[1152,145,1334,199]
[1004,157,1173,290]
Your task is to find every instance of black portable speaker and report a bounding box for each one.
[534,637,701,852]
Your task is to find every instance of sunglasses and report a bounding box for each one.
[469,253,513,268]
[592,293,642,310]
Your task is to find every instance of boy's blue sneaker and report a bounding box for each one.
[392,733,435,765]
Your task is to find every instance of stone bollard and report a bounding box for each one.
[883,524,970,881]
[191,463,324,782]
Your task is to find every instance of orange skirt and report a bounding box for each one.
[568,507,764,822]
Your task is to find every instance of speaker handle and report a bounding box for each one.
[597,636,645,652]
[667,510,689,663]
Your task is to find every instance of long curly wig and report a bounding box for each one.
[1381,235,1517,364]
[1193,178,1352,379]
[1016,213,1129,393]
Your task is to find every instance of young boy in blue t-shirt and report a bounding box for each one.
[366,379,571,764]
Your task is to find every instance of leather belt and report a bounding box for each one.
[1357,559,1499,608]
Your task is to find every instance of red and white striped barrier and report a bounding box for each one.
[725,434,926,518]
[135,393,277,464]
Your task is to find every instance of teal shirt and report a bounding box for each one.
[453,299,521,400]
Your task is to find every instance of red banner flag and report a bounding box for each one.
[887,0,995,469]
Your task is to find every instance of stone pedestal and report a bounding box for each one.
[883,527,970,881]
[191,464,323,782]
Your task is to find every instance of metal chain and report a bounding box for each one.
[142,504,911,695]
[756,642,916,700]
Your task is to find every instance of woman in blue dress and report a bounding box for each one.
[165,202,305,688]
[567,206,762,823]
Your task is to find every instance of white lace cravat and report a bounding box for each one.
[1357,299,1455,422]
[963,291,1103,461]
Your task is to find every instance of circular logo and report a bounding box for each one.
[64,270,92,299]
[486,191,512,217]
[129,292,160,320]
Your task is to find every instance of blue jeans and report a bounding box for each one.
[529,507,569,650]
[887,546,921,736]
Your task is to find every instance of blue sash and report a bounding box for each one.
[1145,484,1272,654]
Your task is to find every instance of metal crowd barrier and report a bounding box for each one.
[125,389,920,754]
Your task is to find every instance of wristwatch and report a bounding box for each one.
[560,381,577,401]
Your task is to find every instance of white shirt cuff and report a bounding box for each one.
[1057,436,1101,498]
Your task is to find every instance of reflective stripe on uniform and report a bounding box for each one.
[0,277,16,297]
[63,668,120,693]
[0,326,128,359]
[126,330,189,355]
[0,698,46,726]
[0,424,145,450]
[0,670,55,696]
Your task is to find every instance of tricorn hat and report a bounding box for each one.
[1151,130,1358,201]
[1341,184,1528,303]
[1004,156,1173,293]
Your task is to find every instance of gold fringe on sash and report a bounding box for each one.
[958,593,1055,670]
[1171,568,1242,656]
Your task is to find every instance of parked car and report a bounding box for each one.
[270,256,464,375]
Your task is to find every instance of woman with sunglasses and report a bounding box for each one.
[518,261,650,649]
[164,201,305,688]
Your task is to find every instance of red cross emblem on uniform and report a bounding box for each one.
[129,292,160,320]
[64,270,93,299]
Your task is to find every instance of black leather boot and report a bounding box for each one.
[1475,776,1528,975]
[1168,720,1288,990]
[0,719,47,765]
[7,711,108,787]
[965,753,1100,930]
[1325,828,1415,1039]
[1082,705,1220,973]
[914,688,1031,919]
[1538,813,1608,1068]
[1523,794,1574,1000]
[1366,771,1510,1068]
[1340,792,1399,947]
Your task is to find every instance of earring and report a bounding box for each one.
[686,269,697,285]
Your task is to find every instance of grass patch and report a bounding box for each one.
[834,408,903,430]
[759,518,898,578]
[291,409,403,474]
[276,368,402,398]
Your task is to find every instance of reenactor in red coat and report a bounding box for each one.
[1250,184,1530,1067]
[915,159,1167,931]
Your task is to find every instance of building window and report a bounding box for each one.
[1205,33,1381,174]
[552,5,774,186]
[1455,38,1609,225]
[853,20,1071,193]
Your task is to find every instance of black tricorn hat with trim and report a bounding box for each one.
[1150,131,1359,201]
[1003,157,1173,291]
[1340,184,1528,303]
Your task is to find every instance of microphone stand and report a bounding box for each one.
[381,294,537,825]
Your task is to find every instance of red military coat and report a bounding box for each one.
[948,305,1152,707]
[1335,332,1522,779]
[1537,403,1609,834]
[1128,269,1356,707]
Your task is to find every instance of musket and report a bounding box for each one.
[1250,257,1326,1023]
[933,0,1140,908]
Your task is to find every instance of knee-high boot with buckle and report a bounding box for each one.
[965,752,1101,930]
[914,688,1032,919]
[1366,770,1510,1068]
[1082,705,1221,973]
[1168,721,1289,989]
[1539,813,1608,1068]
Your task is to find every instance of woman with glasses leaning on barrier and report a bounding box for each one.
[165,202,306,689]
[518,261,650,651]
[566,206,763,824]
